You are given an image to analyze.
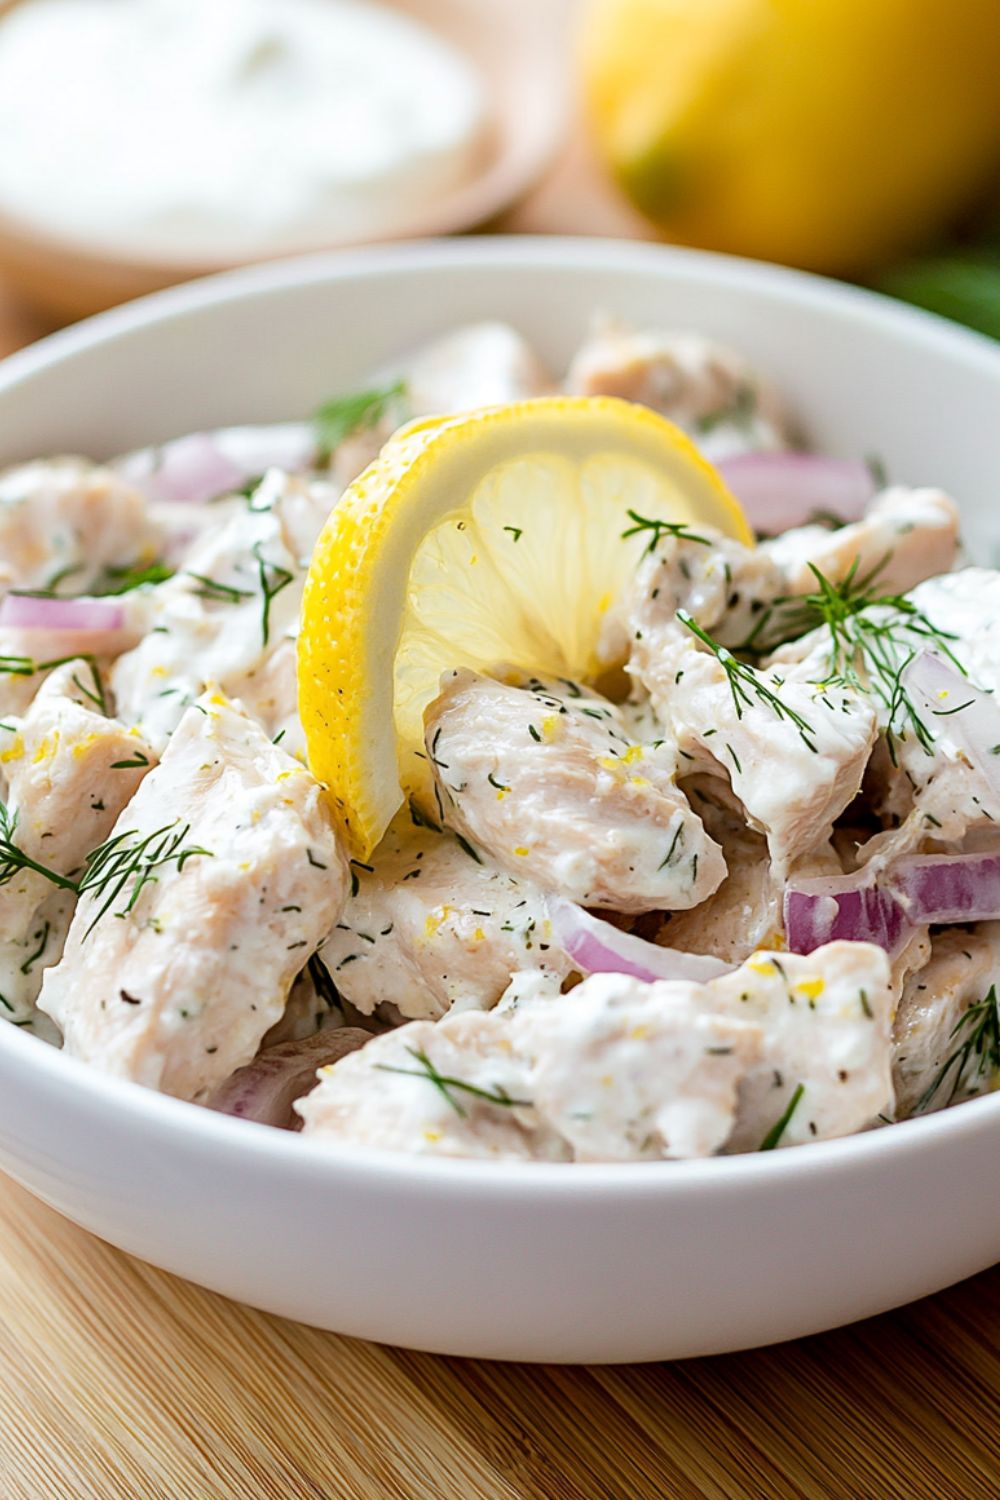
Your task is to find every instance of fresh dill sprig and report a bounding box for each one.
[185,572,253,604]
[678,610,818,752]
[801,561,961,761]
[0,650,97,682]
[758,1082,805,1150]
[71,658,108,717]
[915,986,1000,1113]
[621,510,713,556]
[251,542,293,647]
[0,803,77,893]
[75,821,213,939]
[374,1046,532,1119]
[109,750,151,770]
[19,920,51,976]
[94,561,175,595]
[741,558,965,762]
[314,378,407,462]
[693,382,757,436]
[0,656,38,678]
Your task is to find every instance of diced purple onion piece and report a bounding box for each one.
[114,423,318,506]
[784,876,910,956]
[207,1027,370,1130]
[888,852,1000,925]
[547,898,735,983]
[0,594,126,632]
[717,452,875,534]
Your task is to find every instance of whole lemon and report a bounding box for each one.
[580,0,1000,274]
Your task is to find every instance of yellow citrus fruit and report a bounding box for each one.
[298,397,748,858]
[580,0,1000,274]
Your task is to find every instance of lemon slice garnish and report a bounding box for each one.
[299,396,750,857]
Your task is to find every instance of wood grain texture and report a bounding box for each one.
[0,155,998,1500]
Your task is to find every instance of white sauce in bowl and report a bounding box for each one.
[0,0,490,258]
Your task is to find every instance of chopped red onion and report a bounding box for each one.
[889,852,1000,925]
[548,898,735,983]
[0,595,126,632]
[901,651,1000,806]
[207,1027,370,1130]
[784,874,910,956]
[115,423,317,506]
[785,847,1000,954]
[717,453,875,534]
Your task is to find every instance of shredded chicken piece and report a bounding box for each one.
[710,942,895,1149]
[111,470,334,749]
[761,487,959,600]
[299,940,891,1158]
[0,457,161,598]
[0,662,156,1019]
[425,669,726,913]
[38,693,347,1101]
[893,924,1000,1118]
[661,784,842,963]
[334,322,553,485]
[297,972,760,1161]
[624,536,877,874]
[565,319,791,460]
[321,817,571,1021]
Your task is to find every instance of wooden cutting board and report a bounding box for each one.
[1,155,998,1500]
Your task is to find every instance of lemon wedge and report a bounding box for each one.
[298,396,749,857]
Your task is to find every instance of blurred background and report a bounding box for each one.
[2,0,1000,342]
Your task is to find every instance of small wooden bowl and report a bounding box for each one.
[0,0,571,321]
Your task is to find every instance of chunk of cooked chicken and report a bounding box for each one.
[3,662,155,870]
[299,1010,562,1159]
[299,940,891,1160]
[512,977,761,1161]
[0,887,73,1028]
[624,545,877,873]
[424,669,726,913]
[297,973,761,1161]
[226,634,305,763]
[0,662,157,1019]
[38,694,347,1101]
[0,592,153,732]
[762,487,959,600]
[893,924,1000,1118]
[333,322,553,485]
[776,569,1000,870]
[565,319,791,460]
[405,321,553,413]
[320,816,571,1021]
[659,781,843,962]
[0,458,161,597]
[709,942,894,1150]
[111,470,334,749]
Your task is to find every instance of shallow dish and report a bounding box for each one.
[0,0,568,321]
[0,237,998,1363]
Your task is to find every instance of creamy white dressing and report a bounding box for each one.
[0,316,993,1155]
[0,0,489,257]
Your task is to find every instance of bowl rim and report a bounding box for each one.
[2,232,999,1196]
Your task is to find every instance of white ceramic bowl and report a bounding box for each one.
[0,239,998,1363]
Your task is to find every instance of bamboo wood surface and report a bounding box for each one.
[0,153,998,1500]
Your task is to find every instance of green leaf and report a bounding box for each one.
[313,379,407,462]
[758,1082,805,1151]
[877,255,1000,341]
